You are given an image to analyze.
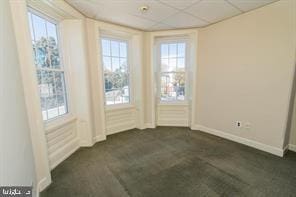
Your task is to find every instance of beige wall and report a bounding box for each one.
[0,0,36,191]
[195,0,296,149]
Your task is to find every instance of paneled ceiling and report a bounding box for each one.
[65,0,278,31]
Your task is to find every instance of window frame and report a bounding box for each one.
[156,37,190,104]
[100,34,133,108]
[27,7,72,123]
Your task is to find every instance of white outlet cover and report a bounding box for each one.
[236,121,242,127]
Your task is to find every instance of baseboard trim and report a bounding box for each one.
[94,135,107,143]
[37,176,51,194]
[191,125,284,157]
[289,144,296,152]
[106,125,136,136]
[143,123,156,129]
[283,144,290,155]
[157,123,189,127]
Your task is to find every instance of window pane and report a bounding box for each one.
[114,89,123,104]
[160,73,185,101]
[177,58,185,71]
[48,36,60,69]
[111,41,119,56]
[103,56,112,71]
[57,93,67,116]
[34,39,49,68]
[28,11,68,121]
[105,90,115,105]
[161,44,168,58]
[101,38,130,106]
[120,42,127,57]
[168,58,177,71]
[161,58,169,72]
[122,86,130,103]
[169,44,177,58]
[104,73,113,91]
[47,95,58,119]
[177,43,185,57]
[102,39,110,56]
[40,71,55,97]
[54,72,66,96]
[120,58,127,72]
[112,57,120,72]
[32,14,46,41]
[46,22,58,43]
[159,41,186,102]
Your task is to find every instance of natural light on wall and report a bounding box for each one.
[101,37,130,105]
[28,10,68,121]
[160,42,186,102]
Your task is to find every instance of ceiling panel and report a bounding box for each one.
[93,0,179,22]
[158,0,201,10]
[66,0,104,18]
[184,0,242,23]
[163,12,208,28]
[65,0,279,31]
[227,0,278,12]
[99,13,157,30]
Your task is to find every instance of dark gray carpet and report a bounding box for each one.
[41,127,296,197]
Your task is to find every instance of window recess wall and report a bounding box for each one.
[151,32,198,127]
[86,19,145,136]
[101,34,137,134]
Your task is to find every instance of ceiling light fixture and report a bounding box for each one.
[139,5,149,13]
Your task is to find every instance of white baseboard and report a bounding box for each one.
[37,176,51,195]
[157,123,189,127]
[143,123,156,129]
[94,135,107,143]
[289,144,296,152]
[191,124,284,157]
[106,125,136,136]
[283,144,290,155]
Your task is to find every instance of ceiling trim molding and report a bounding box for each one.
[27,0,84,21]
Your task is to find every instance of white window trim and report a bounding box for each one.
[156,37,190,105]
[100,34,134,109]
[28,7,74,126]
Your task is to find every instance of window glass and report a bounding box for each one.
[28,11,68,121]
[160,42,186,102]
[101,38,130,105]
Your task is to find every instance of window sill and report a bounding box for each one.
[105,104,135,111]
[45,114,77,133]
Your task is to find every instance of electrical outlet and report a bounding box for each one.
[236,121,242,128]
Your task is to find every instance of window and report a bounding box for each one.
[159,42,186,102]
[28,10,68,121]
[101,37,130,105]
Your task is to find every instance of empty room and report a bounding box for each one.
[1,0,296,196]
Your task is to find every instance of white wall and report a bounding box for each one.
[0,0,36,193]
[194,0,296,155]
[60,19,94,147]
